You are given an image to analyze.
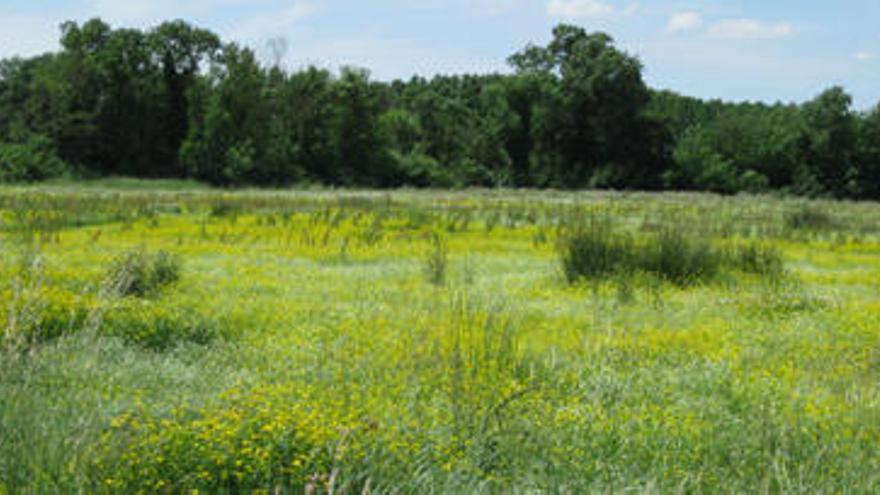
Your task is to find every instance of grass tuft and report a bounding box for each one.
[641,226,720,287]
[559,219,721,287]
[559,216,634,283]
[785,204,835,231]
[107,249,182,298]
[423,232,449,286]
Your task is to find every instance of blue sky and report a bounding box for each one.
[1,1,878,108]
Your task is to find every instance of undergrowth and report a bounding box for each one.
[558,218,768,287]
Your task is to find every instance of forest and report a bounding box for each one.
[1,19,879,198]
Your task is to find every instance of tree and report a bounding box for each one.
[329,67,391,186]
[150,20,221,176]
[508,24,670,188]
[856,104,880,199]
[181,44,268,185]
[799,87,858,197]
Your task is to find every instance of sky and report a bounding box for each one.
[1,0,879,108]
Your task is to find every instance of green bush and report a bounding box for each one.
[559,220,724,287]
[559,218,635,284]
[1,287,92,347]
[107,249,182,298]
[726,242,784,277]
[423,232,449,286]
[785,205,835,231]
[0,135,68,183]
[641,227,721,287]
[392,150,458,188]
[101,299,226,350]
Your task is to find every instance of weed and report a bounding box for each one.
[423,232,448,286]
[209,200,242,219]
[558,217,634,283]
[726,242,785,278]
[641,226,720,287]
[107,249,182,298]
[785,205,835,231]
[560,219,720,287]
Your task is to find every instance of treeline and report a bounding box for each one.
[1,20,879,198]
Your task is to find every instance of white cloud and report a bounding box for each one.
[707,19,794,40]
[546,0,638,20]
[855,51,874,62]
[665,12,702,34]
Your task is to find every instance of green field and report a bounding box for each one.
[2,184,880,493]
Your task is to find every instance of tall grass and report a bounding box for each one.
[785,204,835,231]
[641,226,720,286]
[107,249,182,298]
[559,218,788,287]
[559,219,722,287]
[559,216,634,283]
[423,232,449,286]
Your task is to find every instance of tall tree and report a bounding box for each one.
[330,68,390,186]
[509,24,670,188]
[799,87,858,197]
[856,104,880,199]
[150,20,220,176]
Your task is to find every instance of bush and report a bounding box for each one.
[559,220,723,287]
[666,127,742,194]
[107,249,182,298]
[423,232,448,286]
[641,227,721,287]
[0,135,68,183]
[1,286,92,347]
[726,242,784,277]
[559,218,635,283]
[101,299,227,350]
[392,150,459,188]
[785,205,835,231]
[93,384,357,492]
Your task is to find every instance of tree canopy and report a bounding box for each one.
[2,19,879,199]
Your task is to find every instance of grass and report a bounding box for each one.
[107,248,182,298]
[1,182,880,492]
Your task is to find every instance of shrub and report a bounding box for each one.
[101,299,226,350]
[209,200,242,218]
[726,242,784,277]
[785,205,835,231]
[392,151,459,188]
[423,232,448,286]
[93,384,358,492]
[559,219,724,287]
[107,249,182,298]
[0,135,68,183]
[558,218,635,283]
[1,286,92,348]
[641,227,721,287]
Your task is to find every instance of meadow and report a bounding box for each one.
[2,182,880,493]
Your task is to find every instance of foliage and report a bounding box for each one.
[2,19,880,197]
[560,218,790,286]
[423,231,449,286]
[0,135,67,183]
[641,226,721,286]
[785,204,836,231]
[725,242,785,278]
[107,249,182,298]
[558,216,635,282]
